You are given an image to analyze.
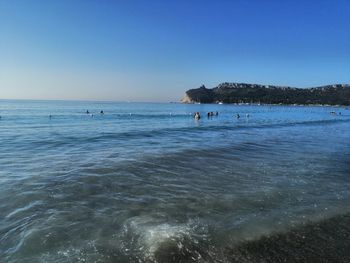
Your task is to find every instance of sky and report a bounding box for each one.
[0,0,349,102]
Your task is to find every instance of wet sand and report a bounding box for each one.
[227,213,350,263]
[152,213,350,262]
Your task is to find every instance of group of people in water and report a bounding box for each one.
[8,109,342,120]
[235,113,250,119]
[207,111,219,118]
[48,110,104,119]
[330,111,341,115]
[193,111,219,120]
[85,110,104,117]
[193,112,201,120]
[86,110,104,115]
[193,110,344,120]
[193,111,250,120]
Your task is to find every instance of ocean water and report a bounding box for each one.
[0,100,350,262]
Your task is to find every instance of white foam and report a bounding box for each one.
[142,223,191,256]
[119,216,202,261]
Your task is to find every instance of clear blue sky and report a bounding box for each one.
[1,0,349,101]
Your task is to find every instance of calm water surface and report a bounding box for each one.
[0,100,350,262]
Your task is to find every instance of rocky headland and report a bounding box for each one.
[181,83,350,105]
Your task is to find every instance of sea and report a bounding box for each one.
[0,100,349,262]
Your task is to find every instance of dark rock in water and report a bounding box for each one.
[227,213,350,263]
[181,83,350,105]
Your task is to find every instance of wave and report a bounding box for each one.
[23,117,350,148]
[121,212,350,262]
[36,213,350,263]
[117,216,213,262]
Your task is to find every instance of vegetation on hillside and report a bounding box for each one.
[182,83,350,105]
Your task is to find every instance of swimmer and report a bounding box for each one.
[194,112,201,120]
[236,113,240,119]
[100,110,104,114]
[86,110,90,114]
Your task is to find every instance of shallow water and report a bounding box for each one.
[0,100,350,262]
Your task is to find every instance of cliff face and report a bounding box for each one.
[181,85,215,103]
[181,83,350,105]
[180,93,194,103]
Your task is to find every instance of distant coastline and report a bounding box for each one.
[181,83,350,106]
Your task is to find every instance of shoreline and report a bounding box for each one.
[226,212,350,262]
[149,212,350,262]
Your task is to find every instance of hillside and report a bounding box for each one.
[181,83,350,105]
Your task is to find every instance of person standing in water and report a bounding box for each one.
[194,112,201,120]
